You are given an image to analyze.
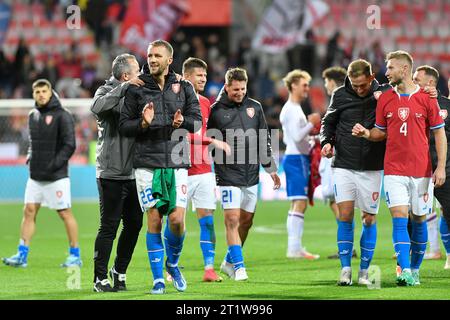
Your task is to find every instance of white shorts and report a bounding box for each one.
[24,177,71,210]
[188,172,217,210]
[219,184,258,213]
[332,168,383,214]
[135,168,188,213]
[384,175,433,216]
[318,157,335,201]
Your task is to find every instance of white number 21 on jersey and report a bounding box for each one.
[400,122,407,136]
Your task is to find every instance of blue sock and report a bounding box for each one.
[360,223,377,270]
[69,247,80,257]
[18,243,29,260]
[228,245,245,270]
[225,251,233,264]
[146,232,164,282]
[199,216,216,268]
[440,218,450,255]
[163,223,185,266]
[410,220,427,270]
[337,220,354,268]
[392,217,411,270]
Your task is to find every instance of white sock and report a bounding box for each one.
[287,211,304,253]
[427,211,439,253]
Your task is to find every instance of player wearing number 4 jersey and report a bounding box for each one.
[353,51,447,286]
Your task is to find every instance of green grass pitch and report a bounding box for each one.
[0,200,449,300]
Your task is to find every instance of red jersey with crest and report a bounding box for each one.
[375,86,444,177]
[188,94,213,175]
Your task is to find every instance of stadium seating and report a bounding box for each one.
[3,2,98,70]
[318,0,450,69]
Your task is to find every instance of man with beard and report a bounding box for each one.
[119,40,202,294]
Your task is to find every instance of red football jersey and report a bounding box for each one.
[188,94,213,176]
[375,86,444,177]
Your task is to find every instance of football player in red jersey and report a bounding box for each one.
[182,57,230,282]
[353,51,447,286]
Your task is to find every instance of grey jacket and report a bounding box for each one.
[91,77,135,180]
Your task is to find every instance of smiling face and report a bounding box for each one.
[225,80,247,104]
[348,74,374,97]
[184,67,207,93]
[292,77,310,101]
[413,70,434,89]
[32,85,52,107]
[147,44,173,77]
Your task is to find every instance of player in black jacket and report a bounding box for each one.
[413,65,450,269]
[119,40,202,294]
[207,68,280,281]
[2,79,80,268]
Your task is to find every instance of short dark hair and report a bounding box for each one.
[322,66,346,87]
[112,54,136,80]
[32,79,52,91]
[416,65,439,83]
[182,57,208,75]
[225,67,248,85]
[149,39,174,57]
[347,59,373,78]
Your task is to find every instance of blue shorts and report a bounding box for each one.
[283,154,310,200]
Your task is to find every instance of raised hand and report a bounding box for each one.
[141,102,154,128]
[172,109,184,128]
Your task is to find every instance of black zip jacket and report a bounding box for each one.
[430,93,450,175]
[119,65,202,169]
[207,88,277,187]
[28,93,76,181]
[320,78,391,171]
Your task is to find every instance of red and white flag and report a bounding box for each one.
[119,0,190,58]
[251,0,329,54]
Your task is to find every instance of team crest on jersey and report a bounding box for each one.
[246,107,255,118]
[45,115,53,125]
[398,107,409,121]
[372,192,379,201]
[181,184,187,195]
[440,109,448,120]
[171,83,180,94]
[423,192,429,203]
[56,190,63,198]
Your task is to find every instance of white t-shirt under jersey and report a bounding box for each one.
[279,100,313,155]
